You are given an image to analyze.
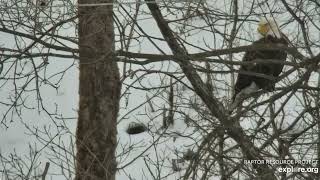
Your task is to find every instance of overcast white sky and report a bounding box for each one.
[1,0,320,179]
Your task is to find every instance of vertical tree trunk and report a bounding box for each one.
[76,0,120,180]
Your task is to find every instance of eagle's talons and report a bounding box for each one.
[229,93,246,114]
[229,90,263,115]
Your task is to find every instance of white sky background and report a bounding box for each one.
[0,0,320,179]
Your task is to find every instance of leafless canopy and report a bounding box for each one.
[0,0,320,179]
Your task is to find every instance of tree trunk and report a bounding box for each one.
[76,0,120,180]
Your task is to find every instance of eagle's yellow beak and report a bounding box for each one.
[257,23,269,36]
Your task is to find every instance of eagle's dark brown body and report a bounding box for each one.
[233,35,288,101]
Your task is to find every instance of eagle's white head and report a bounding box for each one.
[257,18,282,39]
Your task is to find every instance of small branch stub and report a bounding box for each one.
[42,162,50,180]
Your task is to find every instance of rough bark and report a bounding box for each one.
[75,0,121,180]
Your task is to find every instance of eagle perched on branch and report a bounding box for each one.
[232,18,289,102]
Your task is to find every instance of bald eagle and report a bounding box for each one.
[232,19,289,102]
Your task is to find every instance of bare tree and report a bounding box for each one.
[76,0,121,179]
[0,0,320,180]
